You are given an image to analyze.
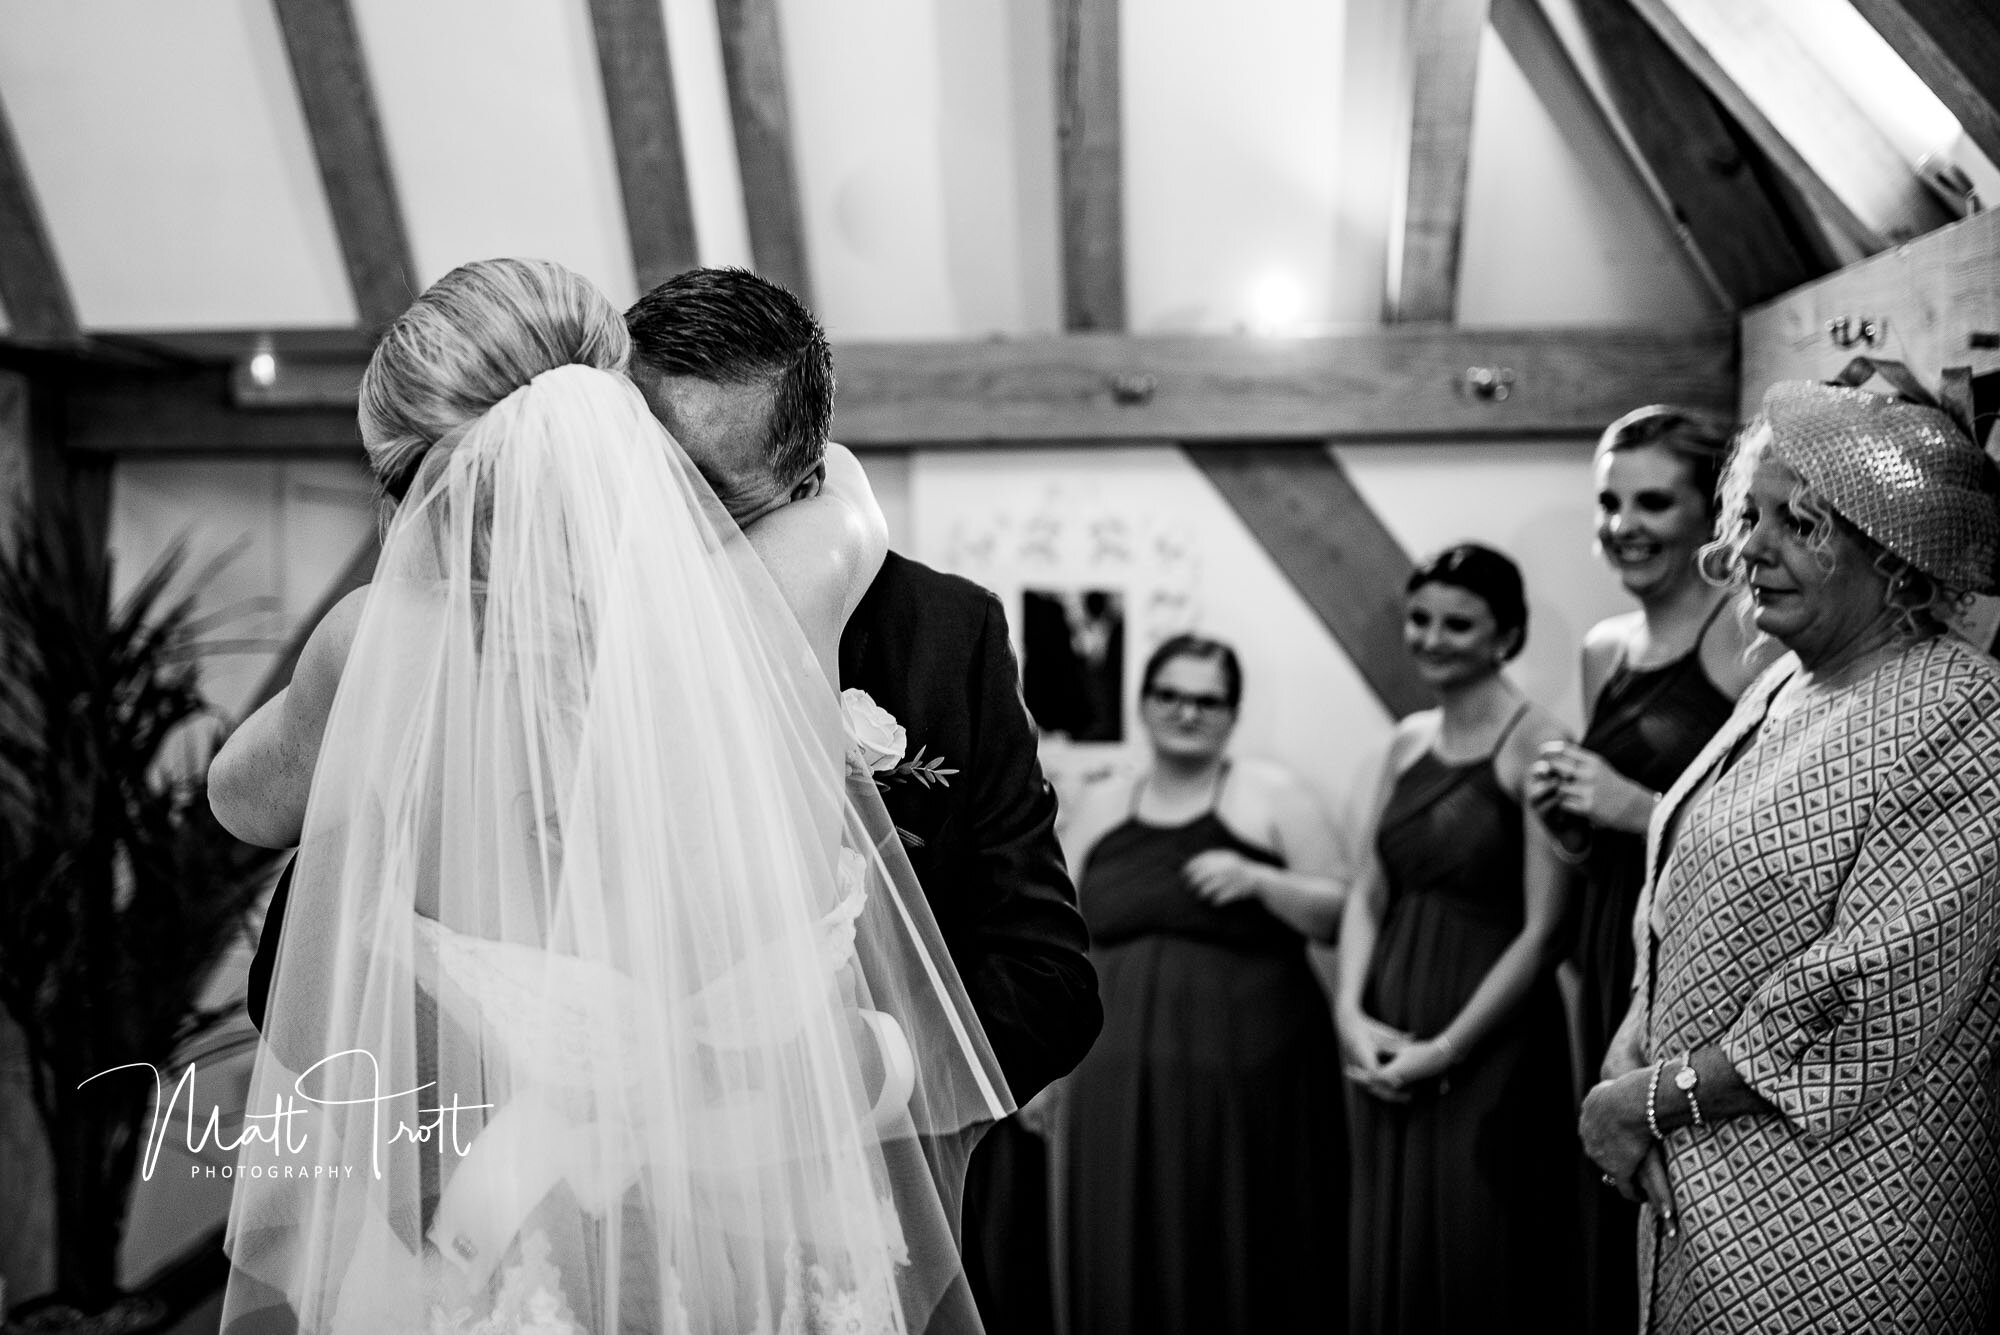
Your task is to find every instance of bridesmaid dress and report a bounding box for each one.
[1348,710,1579,1334]
[1063,768,1346,1335]
[1574,613,1733,1334]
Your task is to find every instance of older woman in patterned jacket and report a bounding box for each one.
[1578,367,2000,1334]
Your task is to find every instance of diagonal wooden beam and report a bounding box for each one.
[1847,0,2000,174]
[272,0,416,330]
[1392,0,1491,323]
[587,0,700,293]
[245,529,379,714]
[1490,0,1725,310]
[1053,0,1125,331]
[713,0,812,303]
[1560,0,1827,307]
[1184,443,1425,717]
[0,95,78,342]
[1626,0,1951,251]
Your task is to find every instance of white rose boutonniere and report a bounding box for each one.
[840,688,908,774]
[838,689,960,849]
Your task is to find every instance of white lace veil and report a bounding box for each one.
[220,364,1010,1335]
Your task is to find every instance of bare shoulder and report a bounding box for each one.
[1387,711,1441,777]
[292,585,371,706]
[1220,756,1323,841]
[1497,699,1568,792]
[1060,766,1138,861]
[1580,612,1638,703]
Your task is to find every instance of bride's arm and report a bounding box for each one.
[209,586,367,847]
[743,443,888,677]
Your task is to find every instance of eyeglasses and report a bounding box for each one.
[1144,687,1234,715]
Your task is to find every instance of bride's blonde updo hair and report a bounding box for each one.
[360,257,631,500]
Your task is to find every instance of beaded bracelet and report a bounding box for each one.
[1645,1058,1666,1141]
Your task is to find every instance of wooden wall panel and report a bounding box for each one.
[1740,210,2000,414]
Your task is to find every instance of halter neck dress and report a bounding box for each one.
[1575,606,1734,1333]
[1062,766,1346,1335]
[1348,708,1580,1334]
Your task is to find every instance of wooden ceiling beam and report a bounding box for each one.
[56,323,1735,453]
[1184,444,1426,717]
[1559,0,1827,307]
[1054,0,1125,331]
[1846,0,2000,173]
[1490,0,1725,309]
[714,0,812,302]
[1391,0,1491,322]
[587,0,700,294]
[272,0,416,330]
[0,95,78,342]
[1625,0,1951,251]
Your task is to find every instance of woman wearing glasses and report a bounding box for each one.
[1339,544,1581,1333]
[1059,633,1347,1335]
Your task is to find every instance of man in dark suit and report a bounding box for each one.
[247,267,1098,1329]
[623,268,1099,1331]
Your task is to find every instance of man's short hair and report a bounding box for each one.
[624,268,833,484]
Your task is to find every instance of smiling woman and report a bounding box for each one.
[1339,543,1583,1333]
[1523,405,1777,1334]
[1580,375,2000,1334]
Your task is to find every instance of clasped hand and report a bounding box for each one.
[1528,741,1653,835]
[1183,849,1263,906]
[1339,1010,1449,1103]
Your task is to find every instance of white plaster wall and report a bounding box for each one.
[1458,26,1714,326]
[906,440,1629,843]
[0,0,355,329]
[353,0,638,301]
[107,459,377,724]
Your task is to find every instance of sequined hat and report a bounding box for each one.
[1759,379,2000,594]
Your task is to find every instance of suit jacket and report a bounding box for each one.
[249,552,1100,1103]
[839,552,1100,1104]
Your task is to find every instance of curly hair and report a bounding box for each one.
[1703,422,1967,641]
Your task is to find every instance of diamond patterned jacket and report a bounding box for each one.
[1632,634,2000,1335]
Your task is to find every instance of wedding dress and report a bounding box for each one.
[220,365,1010,1335]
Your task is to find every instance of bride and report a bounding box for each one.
[209,258,1010,1334]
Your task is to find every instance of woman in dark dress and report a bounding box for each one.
[1338,544,1580,1335]
[1060,634,1347,1335]
[1524,408,1775,1333]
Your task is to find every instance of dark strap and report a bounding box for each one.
[1493,700,1532,751]
[1129,760,1231,817]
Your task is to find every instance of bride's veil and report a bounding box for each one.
[220,362,1010,1334]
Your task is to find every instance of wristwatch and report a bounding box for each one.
[1675,1051,1704,1127]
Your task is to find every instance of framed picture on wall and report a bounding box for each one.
[1021,587,1125,743]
